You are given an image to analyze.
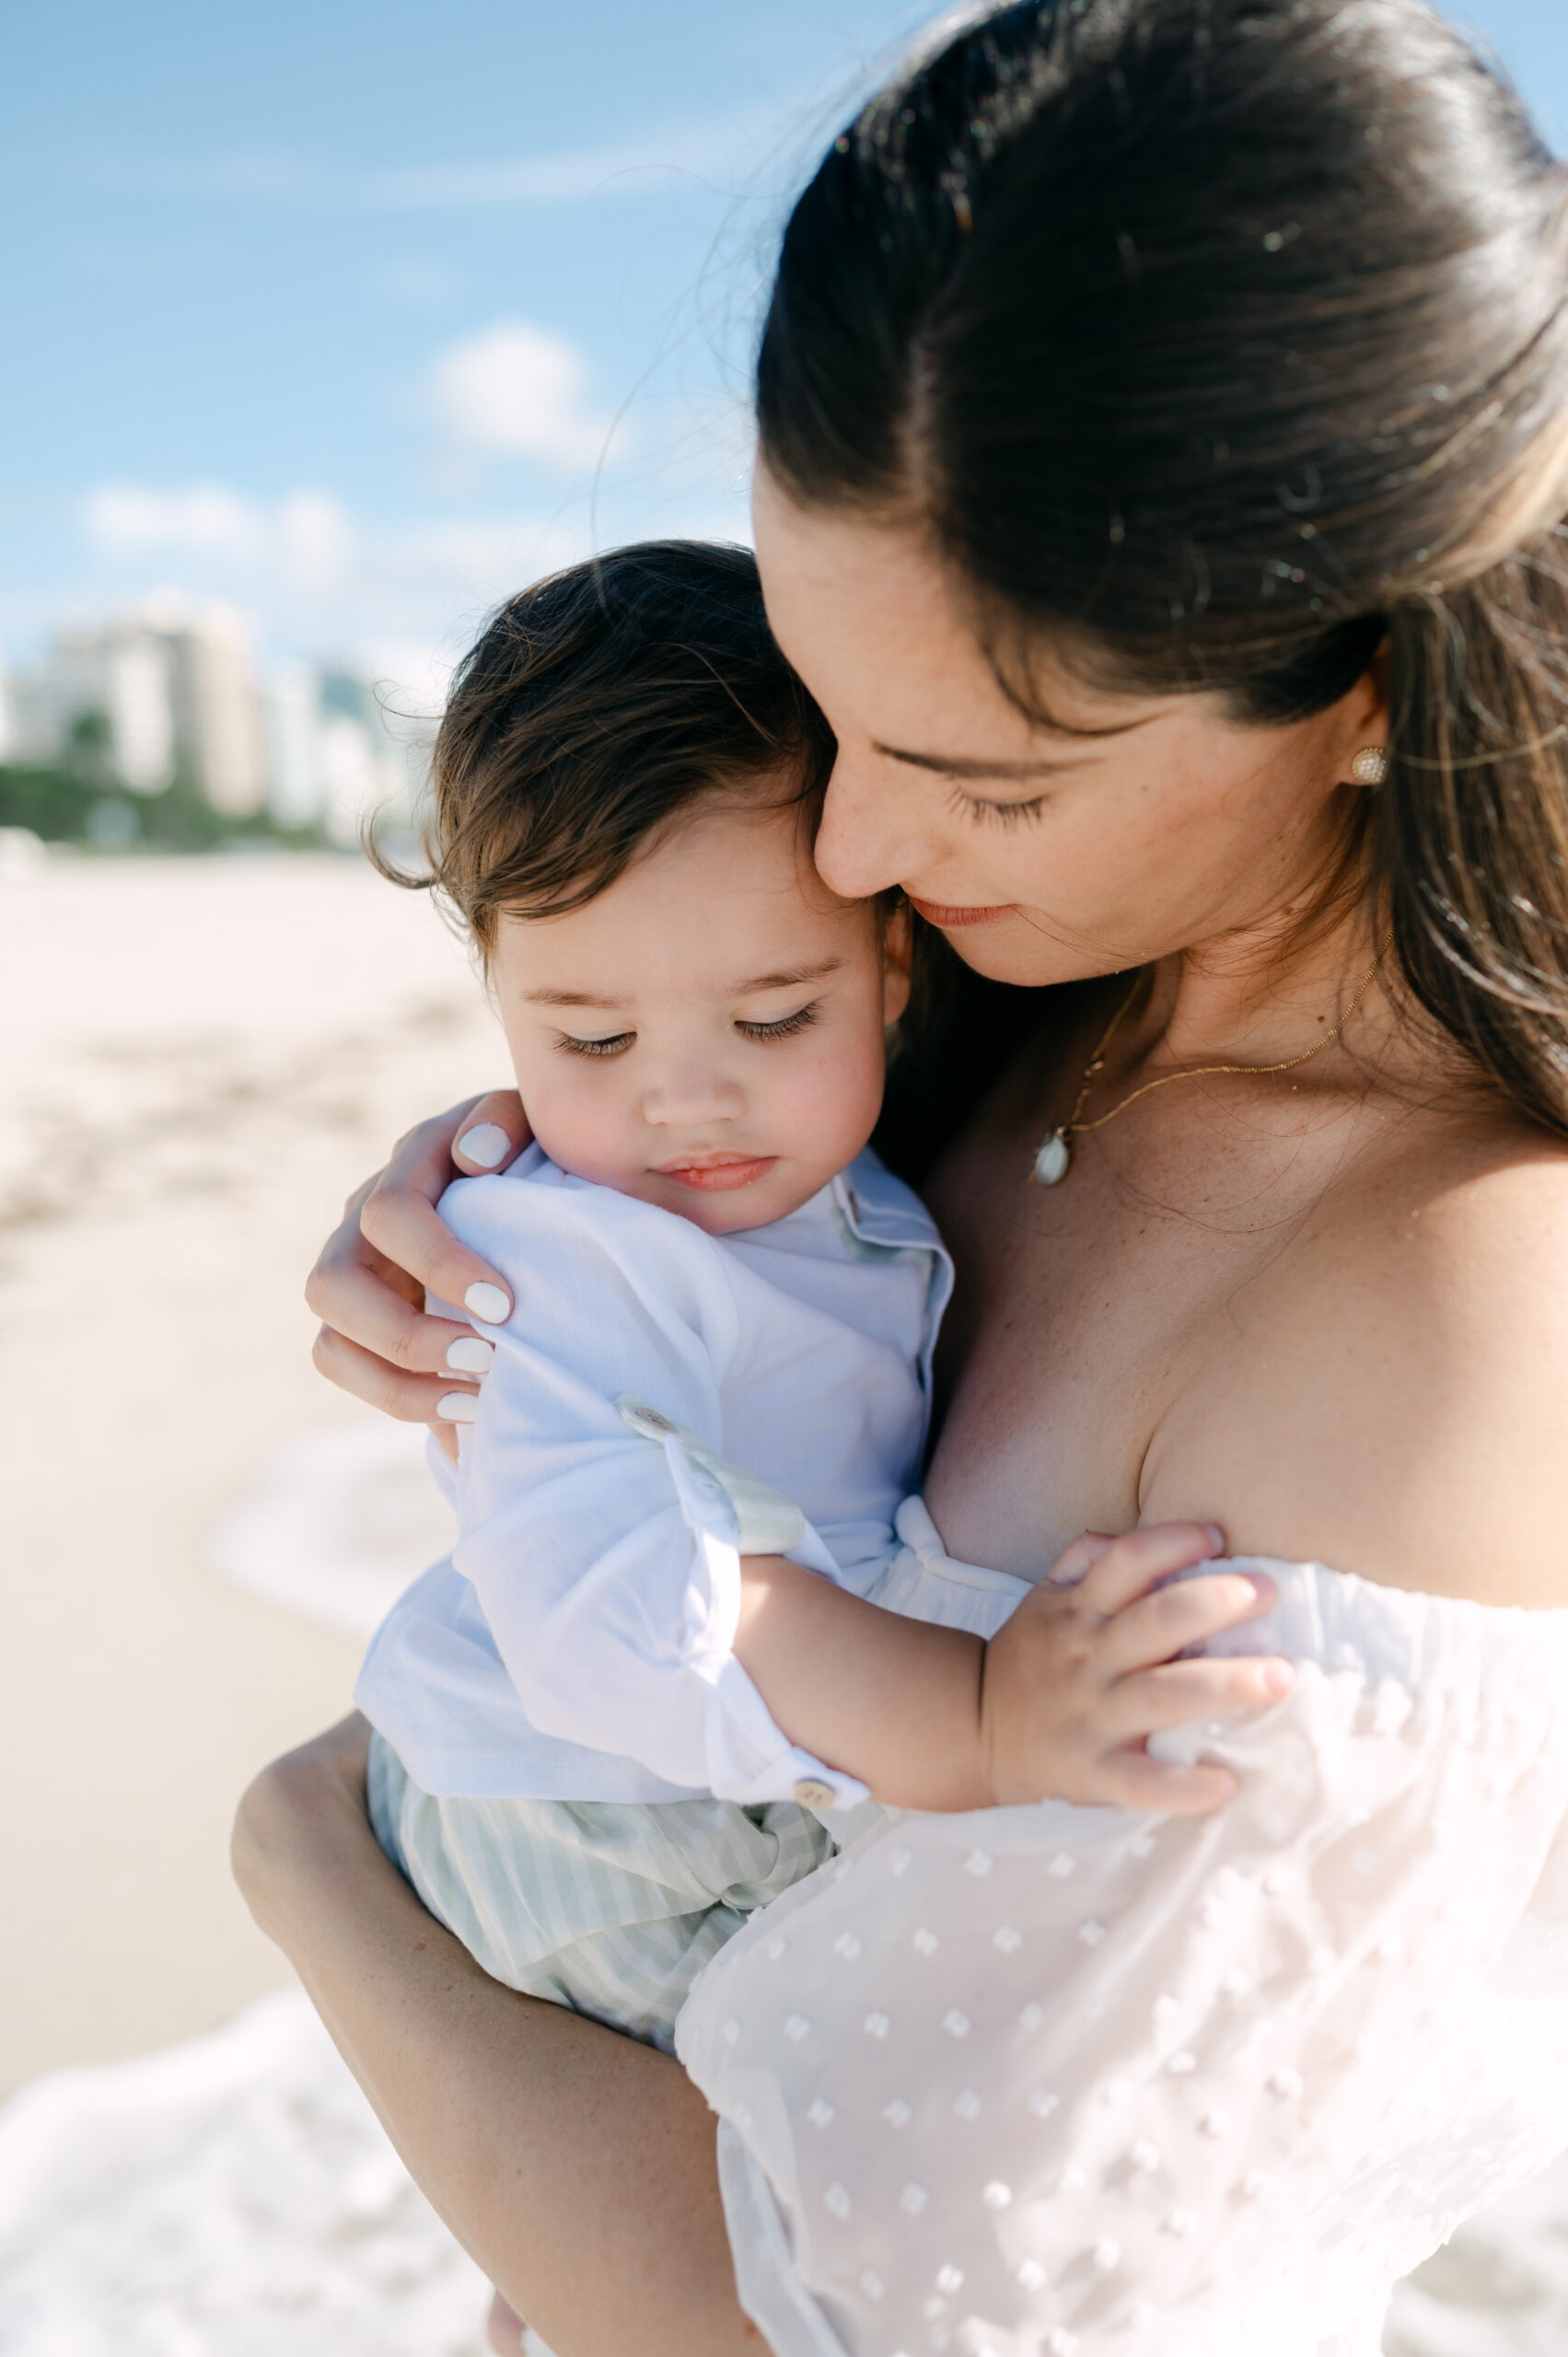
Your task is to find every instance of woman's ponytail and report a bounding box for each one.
[1382,546,1568,1136]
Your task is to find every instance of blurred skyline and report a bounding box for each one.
[3,0,1565,700]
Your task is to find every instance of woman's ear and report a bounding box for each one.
[1342,639,1392,785]
[882,900,913,1026]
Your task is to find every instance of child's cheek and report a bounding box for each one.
[530,1066,642,1189]
[775,1018,886,1173]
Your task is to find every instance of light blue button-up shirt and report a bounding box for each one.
[355,1144,952,1808]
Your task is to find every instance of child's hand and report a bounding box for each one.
[979,1523,1295,1814]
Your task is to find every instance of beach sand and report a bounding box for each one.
[1,849,1564,2353]
[0,851,501,2096]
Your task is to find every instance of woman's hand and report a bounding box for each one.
[980,1524,1296,1814]
[306,1090,531,1435]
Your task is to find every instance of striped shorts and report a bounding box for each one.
[367,1732,837,2053]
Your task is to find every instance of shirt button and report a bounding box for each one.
[793,1778,838,1809]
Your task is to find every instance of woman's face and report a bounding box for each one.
[752,466,1386,986]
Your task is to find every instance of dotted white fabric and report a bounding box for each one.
[676,1512,1568,2357]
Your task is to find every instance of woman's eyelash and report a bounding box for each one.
[737,1004,821,1041]
[557,1031,634,1059]
[949,784,1048,829]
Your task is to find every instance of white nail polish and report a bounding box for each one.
[446,1336,494,1375]
[464,1281,511,1324]
[436,1391,480,1422]
[457,1122,510,1169]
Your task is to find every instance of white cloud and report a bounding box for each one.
[69,479,602,660]
[367,118,759,209]
[83,484,356,597]
[276,492,354,596]
[83,484,263,559]
[92,112,770,214]
[427,321,620,472]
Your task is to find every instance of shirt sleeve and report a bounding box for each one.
[675,1569,1568,2356]
[442,1171,868,1809]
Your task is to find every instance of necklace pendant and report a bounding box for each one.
[1031,1129,1072,1187]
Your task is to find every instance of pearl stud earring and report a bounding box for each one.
[1350,746,1390,786]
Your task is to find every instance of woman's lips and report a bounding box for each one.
[906,894,1017,930]
[655,1155,779,1192]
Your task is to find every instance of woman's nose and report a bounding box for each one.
[813,745,939,900]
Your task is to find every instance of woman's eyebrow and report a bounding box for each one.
[873,713,1157,779]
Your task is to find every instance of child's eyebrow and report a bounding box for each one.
[526,988,627,1009]
[734,958,844,994]
[524,960,843,1012]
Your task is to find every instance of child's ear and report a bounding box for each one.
[881,901,913,1027]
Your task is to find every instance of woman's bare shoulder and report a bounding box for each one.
[1142,1120,1568,1608]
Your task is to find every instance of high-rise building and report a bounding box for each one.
[264,659,328,829]
[163,609,267,816]
[6,622,177,792]
[5,607,432,838]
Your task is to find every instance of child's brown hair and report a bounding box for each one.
[380,540,833,954]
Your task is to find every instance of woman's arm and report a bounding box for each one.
[232,1717,761,2357]
[305,1091,530,1428]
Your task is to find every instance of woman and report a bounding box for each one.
[236,3,1568,2351]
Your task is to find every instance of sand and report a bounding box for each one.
[2,848,1565,2354]
[0,850,502,2096]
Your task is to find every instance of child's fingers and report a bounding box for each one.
[1105,1655,1295,1739]
[1102,1568,1277,1673]
[1042,1531,1117,1590]
[1087,1749,1241,1817]
[1077,1522,1225,1615]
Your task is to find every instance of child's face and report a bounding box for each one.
[488,795,910,1235]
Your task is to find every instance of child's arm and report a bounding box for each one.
[734,1527,1295,1816]
[426,1174,872,1808]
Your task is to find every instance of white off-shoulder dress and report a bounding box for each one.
[676,1500,1568,2357]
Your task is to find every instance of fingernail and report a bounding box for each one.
[446,1337,494,1376]
[1263,1660,1295,1697]
[436,1391,480,1422]
[464,1281,511,1324]
[1204,1526,1226,1551]
[457,1122,510,1169]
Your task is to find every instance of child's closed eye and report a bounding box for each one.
[737,1004,821,1042]
[556,1031,636,1059]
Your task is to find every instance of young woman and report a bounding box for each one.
[235,4,1568,2350]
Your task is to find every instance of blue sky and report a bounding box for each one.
[3,0,1564,688]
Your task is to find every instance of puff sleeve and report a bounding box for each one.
[676,1560,1568,2357]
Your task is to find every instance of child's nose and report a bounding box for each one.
[642,1058,745,1126]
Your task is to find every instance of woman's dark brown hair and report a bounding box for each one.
[759,0,1568,1138]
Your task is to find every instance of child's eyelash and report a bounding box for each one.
[949,785,1048,830]
[557,1031,634,1058]
[555,1008,820,1056]
[737,1004,821,1041]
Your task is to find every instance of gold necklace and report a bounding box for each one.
[1029,937,1393,1187]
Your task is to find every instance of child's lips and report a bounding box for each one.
[654,1155,779,1192]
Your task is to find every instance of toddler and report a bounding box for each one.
[355,540,1274,2053]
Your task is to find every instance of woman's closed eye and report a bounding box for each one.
[948,783,1049,830]
[737,1003,821,1042]
[556,1030,635,1059]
